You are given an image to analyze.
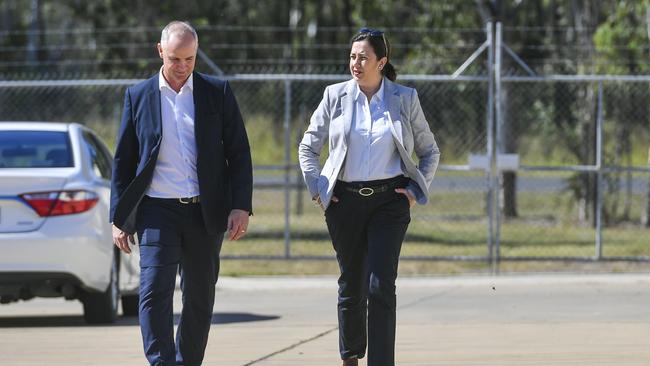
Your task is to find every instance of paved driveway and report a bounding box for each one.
[1,274,649,365]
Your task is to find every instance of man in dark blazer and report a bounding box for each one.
[110,21,252,366]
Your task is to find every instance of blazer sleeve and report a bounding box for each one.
[298,86,331,198]
[408,88,440,204]
[110,88,139,224]
[221,81,253,213]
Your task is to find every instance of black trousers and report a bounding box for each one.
[325,177,411,366]
[136,196,224,366]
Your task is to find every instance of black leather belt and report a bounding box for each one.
[337,176,407,197]
[146,195,201,204]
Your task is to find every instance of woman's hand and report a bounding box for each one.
[395,188,416,207]
[313,194,338,210]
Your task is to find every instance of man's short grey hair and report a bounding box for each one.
[160,21,198,45]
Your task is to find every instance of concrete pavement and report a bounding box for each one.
[1,274,650,365]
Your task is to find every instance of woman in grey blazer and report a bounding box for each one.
[298,28,440,366]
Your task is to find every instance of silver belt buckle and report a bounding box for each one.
[358,187,374,196]
[178,197,191,204]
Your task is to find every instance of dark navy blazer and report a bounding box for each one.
[109,72,253,235]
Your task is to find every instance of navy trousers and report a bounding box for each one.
[136,196,224,366]
[325,178,411,366]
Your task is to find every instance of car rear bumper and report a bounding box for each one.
[0,226,113,295]
[0,272,84,303]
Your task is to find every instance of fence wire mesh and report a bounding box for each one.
[499,79,650,260]
[1,75,649,263]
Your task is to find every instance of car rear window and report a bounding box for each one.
[0,131,73,168]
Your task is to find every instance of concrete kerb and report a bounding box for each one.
[209,273,650,291]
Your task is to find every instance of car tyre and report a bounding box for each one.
[121,294,139,316]
[82,252,119,324]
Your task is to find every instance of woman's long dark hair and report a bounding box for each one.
[350,29,397,81]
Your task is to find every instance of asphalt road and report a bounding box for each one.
[1,274,649,365]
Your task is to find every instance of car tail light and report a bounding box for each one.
[20,190,99,217]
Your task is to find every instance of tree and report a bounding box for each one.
[593,1,650,225]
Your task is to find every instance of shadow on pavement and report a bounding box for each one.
[0,311,280,328]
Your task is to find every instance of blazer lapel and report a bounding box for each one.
[192,73,208,155]
[341,80,356,142]
[384,78,404,147]
[147,78,162,149]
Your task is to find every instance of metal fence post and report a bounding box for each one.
[284,79,292,258]
[485,21,496,272]
[595,80,604,259]
[295,104,307,216]
[492,22,503,274]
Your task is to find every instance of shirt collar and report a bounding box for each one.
[354,78,384,103]
[158,67,194,92]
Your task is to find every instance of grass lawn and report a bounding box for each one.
[90,115,650,275]
[219,187,650,275]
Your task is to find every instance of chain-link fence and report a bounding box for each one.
[2,73,650,268]
[497,77,650,264]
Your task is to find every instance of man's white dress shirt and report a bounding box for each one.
[145,69,200,198]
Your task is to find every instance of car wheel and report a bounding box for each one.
[121,294,139,316]
[82,252,119,324]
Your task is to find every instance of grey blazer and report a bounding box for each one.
[298,77,440,210]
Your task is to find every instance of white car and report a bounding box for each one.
[0,122,139,323]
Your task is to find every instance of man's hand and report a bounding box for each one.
[395,188,416,207]
[227,209,250,241]
[112,224,135,254]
